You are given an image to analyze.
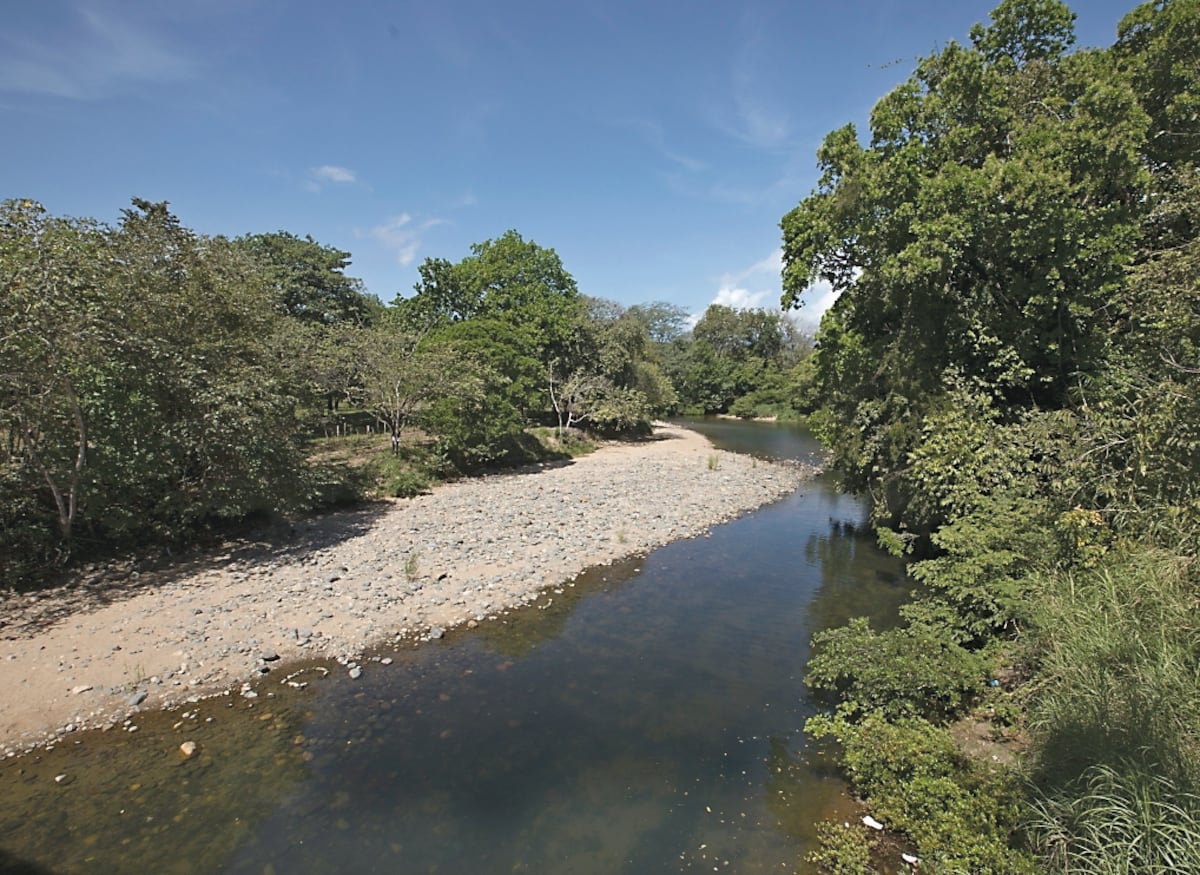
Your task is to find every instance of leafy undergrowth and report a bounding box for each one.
[307,427,597,501]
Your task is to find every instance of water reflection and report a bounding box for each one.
[0,419,905,874]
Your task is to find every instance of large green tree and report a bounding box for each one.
[782,0,1149,527]
[402,231,588,417]
[1,200,110,562]
[1,199,309,579]
[236,231,376,326]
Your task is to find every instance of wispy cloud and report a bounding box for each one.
[728,74,790,149]
[311,165,356,184]
[359,214,447,267]
[623,118,708,173]
[304,165,358,191]
[705,9,792,150]
[0,6,195,99]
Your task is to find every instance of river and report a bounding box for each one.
[0,419,906,875]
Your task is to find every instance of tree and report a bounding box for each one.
[100,200,305,533]
[236,231,376,326]
[0,200,109,560]
[547,366,608,435]
[394,256,480,332]
[626,301,690,344]
[1,199,315,579]
[781,1,1149,526]
[398,231,587,418]
[356,321,485,451]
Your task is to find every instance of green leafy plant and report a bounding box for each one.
[403,549,420,583]
[806,617,986,720]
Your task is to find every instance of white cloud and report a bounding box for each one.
[788,278,842,329]
[0,7,195,99]
[688,248,785,325]
[311,165,356,184]
[359,213,446,267]
[713,286,771,310]
[691,248,844,332]
[304,165,359,192]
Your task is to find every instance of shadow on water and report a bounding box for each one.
[0,419,906,874]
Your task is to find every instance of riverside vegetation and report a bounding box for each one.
[4,0,1197,871]
[1,204,815,590]
[782,0,1200,872]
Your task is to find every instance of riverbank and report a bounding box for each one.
[0,423,815,755]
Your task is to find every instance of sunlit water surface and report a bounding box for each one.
[0,420,905,874]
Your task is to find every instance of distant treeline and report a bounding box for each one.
[784,0,1200,871]
[1,201,811,585]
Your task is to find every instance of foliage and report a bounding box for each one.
[783,0,1149,525]
[400,236,668,434]
[1027,763,1200,874]
[788,3,1200,872]
[1,199,313,581]
[664,304,813,415]
[805,617,986,720]
[625,300,690,344]
[362,451,434,498]
[404,229,584,381]
[354,325,485,446]
[1,198,680,587]
[905,490,1059,644]
[235,231,378,326]
[804,821,876,875]
[806,709,1036,873]
[1071,161,1200,546]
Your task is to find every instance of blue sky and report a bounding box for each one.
[1,0,1138,327]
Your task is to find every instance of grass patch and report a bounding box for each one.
[529,427,597,458]
[306,426,597,503]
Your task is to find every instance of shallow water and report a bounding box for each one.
[0,420,906,874]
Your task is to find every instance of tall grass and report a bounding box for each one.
[1028,764,1200,874]
[1024,548,1200,873]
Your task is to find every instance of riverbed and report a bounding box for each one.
[0,420,906,874]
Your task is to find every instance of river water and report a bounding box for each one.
[0,419,905,875]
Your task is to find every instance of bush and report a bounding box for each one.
[805,821,876,875]
[807,710,1035,874]
[806,616,986,720]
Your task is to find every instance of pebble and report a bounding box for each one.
[0,426,816,756]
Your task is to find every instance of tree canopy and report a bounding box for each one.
[784,1,1200,870]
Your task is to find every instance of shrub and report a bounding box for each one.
[806,617,986,720]
[807,710,1035,874]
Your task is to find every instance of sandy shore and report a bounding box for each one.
[0,424,814,755]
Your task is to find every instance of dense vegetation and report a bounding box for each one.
[783,0,1199,871]
[660,303,817,418]
[1,208,720,586]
